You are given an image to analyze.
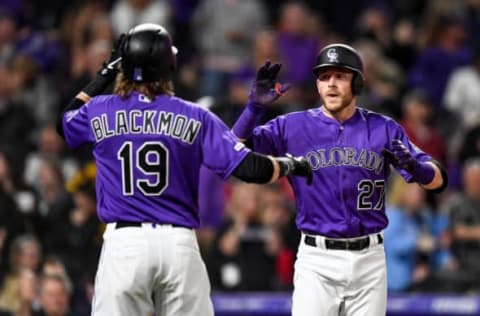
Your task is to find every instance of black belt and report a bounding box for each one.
[304,234,383,251]
[115,221,186,229]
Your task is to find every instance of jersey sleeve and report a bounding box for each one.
[387,120,433,183]
[201,111,251,180]
[62,100,95,149]
[250,116,287,155]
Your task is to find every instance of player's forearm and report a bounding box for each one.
[56,75,114,137]
[232,152,312,184]
[232,152,287,184]
[231,102,265,141]
[268,156,281,183]
[232,152,274,183]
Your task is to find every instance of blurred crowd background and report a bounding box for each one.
[0,0,480,315]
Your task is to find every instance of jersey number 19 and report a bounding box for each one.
[117,141,169,196]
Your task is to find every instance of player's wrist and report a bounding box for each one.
[275,157,294,178]
[82,74,115,98]
[246,100,267,113]
[412,161,435,185]
[274,155,313,185]
[232,102,265,140]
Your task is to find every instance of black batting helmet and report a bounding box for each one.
[312,43,364,95]
[121,23,177,83]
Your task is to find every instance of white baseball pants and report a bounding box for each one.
[91,223,214,316]
[292,232,387,316]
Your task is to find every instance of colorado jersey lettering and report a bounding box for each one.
[250,107,433,238]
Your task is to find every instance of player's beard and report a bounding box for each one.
[320,92,355,116]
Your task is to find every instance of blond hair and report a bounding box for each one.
[114,71,174,100]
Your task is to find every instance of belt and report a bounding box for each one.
[304,234,383,251]
[114,221,186,229]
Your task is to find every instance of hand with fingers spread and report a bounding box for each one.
[248,61,291,106]
[232,61,291,140]
[382,139,435,185]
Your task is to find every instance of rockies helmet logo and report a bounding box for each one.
[327,48,339,63]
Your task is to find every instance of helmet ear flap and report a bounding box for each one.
[352,73,364,95]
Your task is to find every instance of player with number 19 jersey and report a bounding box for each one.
[62,91,250,228]
[250,106,433,238]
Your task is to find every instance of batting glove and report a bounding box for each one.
[81,34,127,98]
[276,154,313,185]
[383,139,434,185]
[248,61,291,107]
[97,33,126,80]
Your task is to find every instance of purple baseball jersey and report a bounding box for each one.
[250,107,432,238]
[62,92,250,228]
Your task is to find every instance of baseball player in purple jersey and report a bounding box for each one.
[232,43,448,316]
[56,24,312,316]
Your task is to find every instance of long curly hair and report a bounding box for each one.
[113,71,174,101]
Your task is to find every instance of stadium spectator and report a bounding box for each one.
[443,44,480,130]
[33,273,72,316]
[192,0,266,98]
[64,2,112,89]
[170,0,200,65]
[385,177,453,292]
[23,124,79,191]
[276,2,321,87]
[457,124,480,169]
[400,89,446,164]
[13,37,61,129]
[110,0,172,37]
[385,18,418,72]
[446,158,480,291]
[16,268,39,316]
[259,183,299,290]
[443,43,480,161]
[0,235,42,314]
[35,159,73,260]
[408,14,472,110]
[0,65,36,164]
[0,6,20,67]
[0,148,38,266]
[53,179,101,293]
[209,181,276,291]
[355,4,392,49]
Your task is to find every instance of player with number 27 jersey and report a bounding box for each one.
[233,43,447,316]
[251,106,432,237]
[62,92,249,228]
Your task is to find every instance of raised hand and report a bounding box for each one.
[248,61,291,106]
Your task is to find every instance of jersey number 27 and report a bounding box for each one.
[117,141,169,196]
[357,179,385,211]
